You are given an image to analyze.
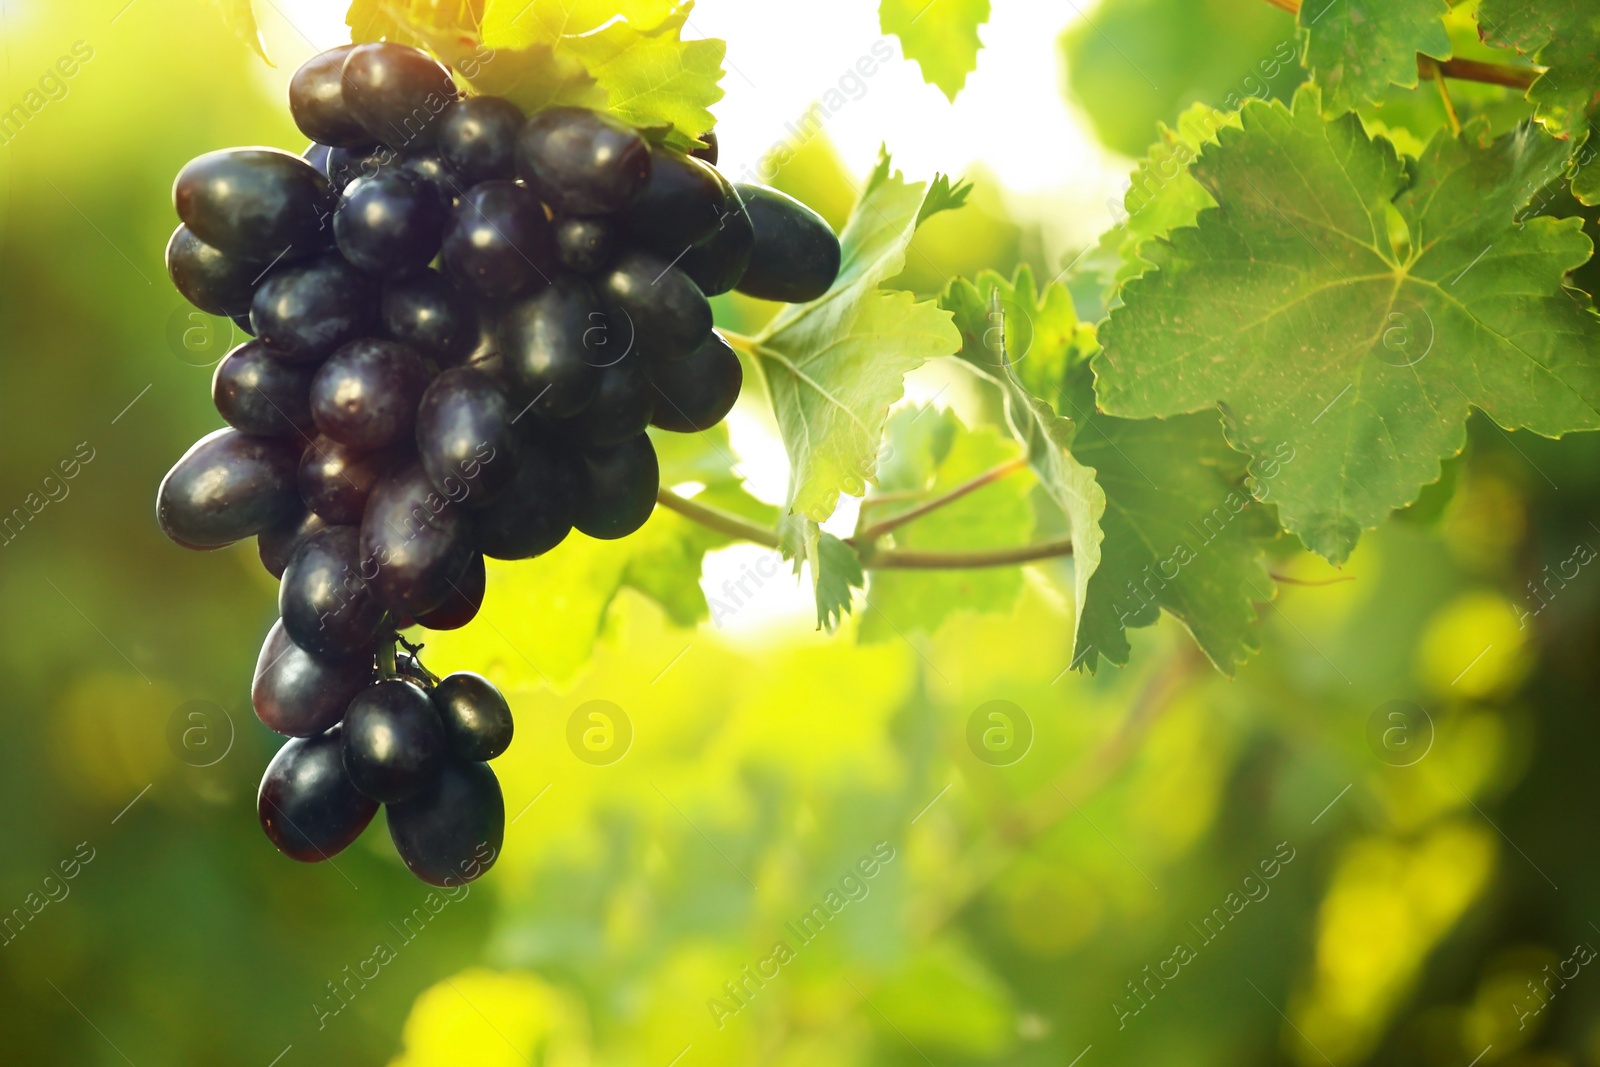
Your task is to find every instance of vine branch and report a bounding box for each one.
[853,457,1030,544]
[655,488,782,549]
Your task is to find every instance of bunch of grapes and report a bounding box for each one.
[155,41,841,886]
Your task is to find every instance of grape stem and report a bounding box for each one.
[378,634,399,680]
[852,457,1030,545]
[1258,0,1542,90]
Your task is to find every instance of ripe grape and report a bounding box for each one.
[413,551,484,631]
[649,331,742,433]
[472,432,578,560]
[157,428,300,549]
[567,353,654,447]
[288,45,369,147]
[380,268,476,366]
[397,153,458,202]
[359,461,476,615]
[574,433,659,540]
[553,216,614,275]
[298,435,402,525]
[598,250,712,362]
[499,274,605,417]
[415,365,519,505]
[212,340,317,438]
[340,43,458,151]
[250,254,377,363]
[431,672,513,761]
[310,338,430,449]
[437,96,523,186]
[258,725,379,862]
[258,508,329,579]
[326,143,395,191]
[441,180,557,300]
[174,148,333,259]
[679,175,754,296]
[252,619,374,737]
[734,184,842,303]
[517,106,651,216]
[166,224,266,317]
[341,678,445,803]
[334,173,448,278]
[621,146,725,254]
[278,525,388,656]
[386,759,504,886]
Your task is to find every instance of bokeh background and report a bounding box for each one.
[4,0,1600,1064]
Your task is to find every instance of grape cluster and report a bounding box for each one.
[155,41,841,885]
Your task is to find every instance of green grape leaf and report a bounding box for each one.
[1096,86,1600,565]
[1105,104,1241,293]
[940,268,1106,666]
[814,533,866,631]
[1577,135,1600,206]
[215,0,269,63]
[348,0,724,150]
[1066,377,1279,675]
[748,150,968,524]
[1478,0,1600,140]
[880,0,991,101]
[1299,0,1451,113]
[860,409,1033,642]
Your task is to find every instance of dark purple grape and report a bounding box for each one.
[380,269,475,366]
[259,725,379,862]
[298,435,403,525]
[327,142,397,192]
[289,45,370,147]
[575,433,658,540]
[341,42,458,151]
[156,429,300,549]
[431,672,512,761]
[516,106,651,216]
[499,274,605,417]
[259,507,329,579]
[679,175,754,297]
[212,340,317,438]
[303,142,333,176]
[471,433,578,560]
[441,180,557,300]
[279,525,388,656]
[413,551,484,631]
[166,224,266,317]
[553,216,614,274]
[334,173,448,277]
[598,250,712,363]
[735,184,841,303]
[690,130,718,166]
[310,338,430,449]
[233,311,257,337]
[386,759,504,886]
[649,331,742,432]
[438,96,522,185]
[360,461,476,615]
[397,152,458,202]
[620,146,725,254]
[566,353,654,447]
[252,618,374,737]
[416,366,519,506]
[250,254,377,364]
[174,148,333,259]
[342,678,445,803]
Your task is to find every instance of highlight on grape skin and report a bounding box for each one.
[155,40,841,885]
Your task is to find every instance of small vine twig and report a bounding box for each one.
[853,457,1030,545]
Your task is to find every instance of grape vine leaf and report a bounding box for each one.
[1298,0,1451,114]
[880,0,991,101]
[214,0,269,63]
[1477,0,1600,141]
[939,269,1106,667]
[1096,86,1600,565]
[346,0,725,151]
[814,533,866,631]
[748,150,969,527]
[859,408,1033,642]
[1577,137,1600,206]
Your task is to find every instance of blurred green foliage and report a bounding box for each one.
[3,2,1600,1067]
